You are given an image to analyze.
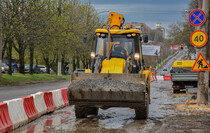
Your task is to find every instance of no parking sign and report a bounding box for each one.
[189,9,206,26]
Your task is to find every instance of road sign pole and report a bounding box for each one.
[197,0,209,105]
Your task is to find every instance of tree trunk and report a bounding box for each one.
[44,57,50,74]
[72,55,76,71]
[46,62,50,74]
[29,43,34,74]
[36,58,38,65]
[57,51,62,76]
[19,50,25,74]
[85,58,89,69]
[76,55,80,69]
[82,58,85,69]
[13,38,26,74]
[2,40,8,59]
[61,54,65,75]
[8,40,12,75]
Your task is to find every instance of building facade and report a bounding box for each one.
[123,22,151,35]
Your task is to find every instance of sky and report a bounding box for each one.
[82,0,192,29]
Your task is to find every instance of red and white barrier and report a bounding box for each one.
[0,88,70,132]
[52,89,65,109]
[156,75,171,81]
[43,91,55,113]
[0,103,13,133]
[156,76,164,80]
[150,74,157,82]
[163,75,171,80]
[22,96,38,122]
[4,98,28,129]
[60,88,69,106]
[31,92,47,117]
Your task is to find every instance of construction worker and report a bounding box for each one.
[181,44,183,50]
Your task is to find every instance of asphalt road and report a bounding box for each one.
[0,80,70,102]
[156,50,185,75]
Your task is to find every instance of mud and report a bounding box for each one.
[68,79,145,103]
[69,79,144,92]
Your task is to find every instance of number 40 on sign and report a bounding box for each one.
[190,30,208,47]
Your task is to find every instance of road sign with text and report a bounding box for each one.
[191,53,210,71]
[190,30,207,47]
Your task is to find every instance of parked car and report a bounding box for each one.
[25,64,46,74]
[163,67,167,71]
[25,64,30,73]
[160,68,168,76]
[1,63,9,73]
[38,65,47,73]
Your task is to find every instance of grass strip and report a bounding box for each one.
[0,73,70,85]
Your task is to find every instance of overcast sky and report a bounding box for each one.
[82,0,191,29]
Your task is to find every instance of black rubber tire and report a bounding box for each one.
[75,106,99,118]
[75,105,88,118]
[135,94,149,120]
[87,107,99,115]
[173,88,180,93]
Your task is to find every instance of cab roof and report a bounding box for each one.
[95,29,141,34]
[173,60,195,68]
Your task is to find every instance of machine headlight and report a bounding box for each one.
[132,33,136,37]
[96,33,101,36]
[101,33,106,37]
[127,34,132,38]
[90,52,96,59]
[134,53,140,60]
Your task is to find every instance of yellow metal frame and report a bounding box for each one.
[173,60,195,68]
[104,12,124,30]
[142,70,151,103]
[95,29,141,34]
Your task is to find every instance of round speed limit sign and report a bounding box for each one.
[190,30,208,47]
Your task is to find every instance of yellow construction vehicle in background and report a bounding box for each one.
[68,12,151,119]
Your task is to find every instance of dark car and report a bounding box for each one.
[163,67,167,71]
[25,64,43,74]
